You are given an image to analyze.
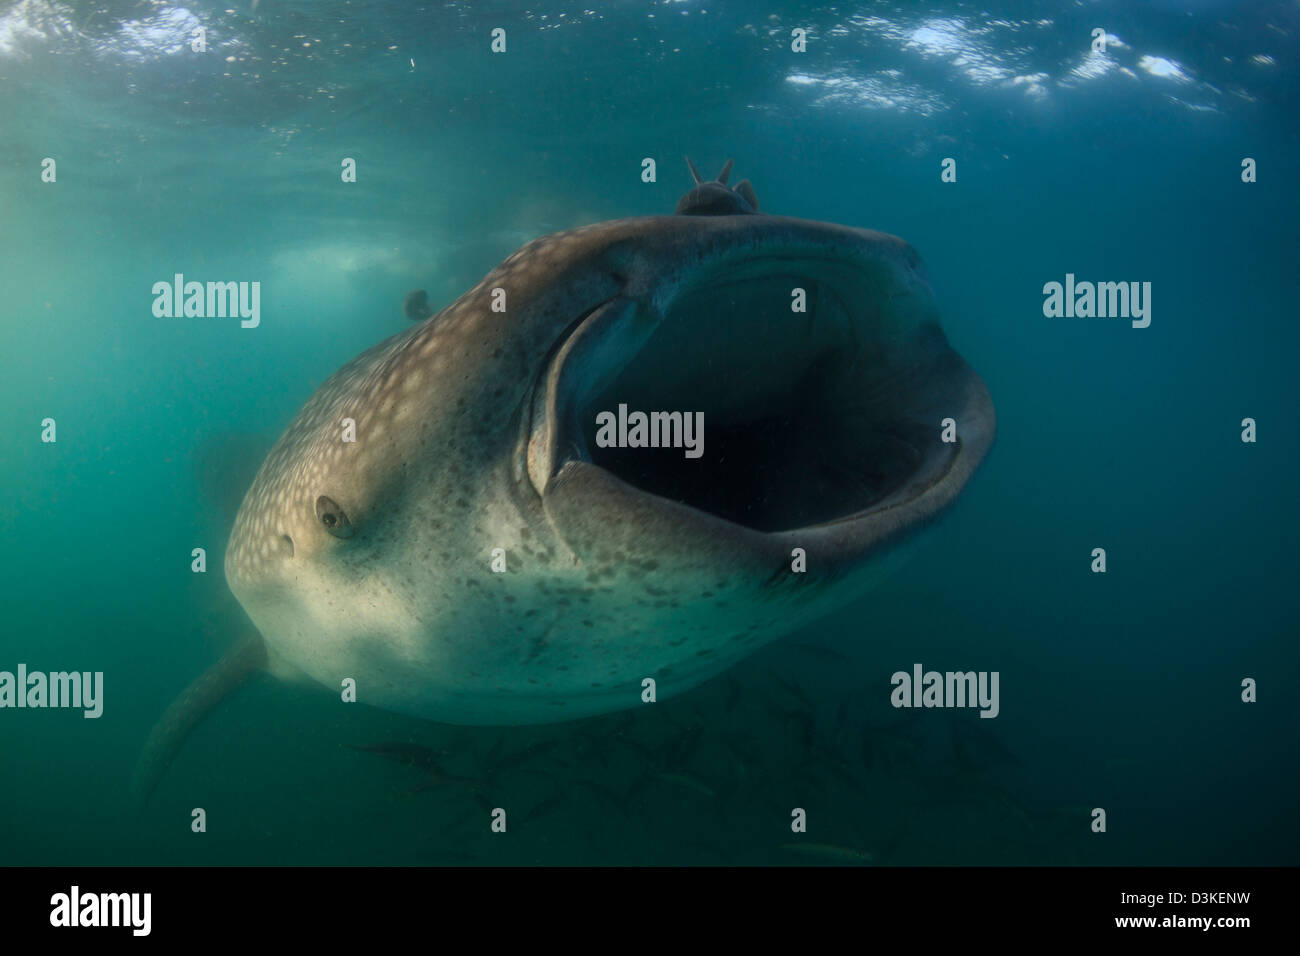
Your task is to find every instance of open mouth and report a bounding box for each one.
[530,247,993,537]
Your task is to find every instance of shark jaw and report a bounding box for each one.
[524,217,996,568]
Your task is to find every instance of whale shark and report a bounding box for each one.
[134,160,995,800]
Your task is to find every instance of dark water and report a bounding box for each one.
[1,0,1296,866]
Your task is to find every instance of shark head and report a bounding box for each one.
[225,163,995,725]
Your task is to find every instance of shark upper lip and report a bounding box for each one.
[523,221,996,546]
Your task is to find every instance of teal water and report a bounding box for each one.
[1,0,1297,865]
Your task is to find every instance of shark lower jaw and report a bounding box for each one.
[525,240,995,554]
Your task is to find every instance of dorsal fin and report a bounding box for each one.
[733,179,759,212]
[717,158,734,185]
[684,156,704,185]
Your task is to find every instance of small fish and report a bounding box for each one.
[402,289,433,321]
[411,762,486,791]
[990,789,1037,833]
[768,672,811,710]
[723,675,741,713]
[784,710,815,757]
[520,793,567,824]
[655,771,717,798]
[722,733,763,767]
[654,723,704,771]
[949,716,1020,771]
[792,642,852,665]
[407,772,483,796]
[808,750,861,791]
[351,741,482,791]
[498,739,559,768]
[864,720,923,771]
[622,738,657,764]
[575,779,631,814]
[349,741,446,772]
[479,732,510,769]
[573,730,617,769]
[608,712,638,734]
[860,725,876,774]
[780,842,876,864]
[877,828,907,865]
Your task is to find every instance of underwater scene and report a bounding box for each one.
[1,0,1297,868]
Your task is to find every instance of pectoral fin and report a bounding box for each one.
[131,631,267,806]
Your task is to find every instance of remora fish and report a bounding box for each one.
[134,159,995,800]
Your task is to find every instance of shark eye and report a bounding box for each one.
[315,495,354,539]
